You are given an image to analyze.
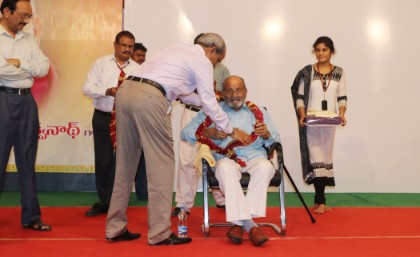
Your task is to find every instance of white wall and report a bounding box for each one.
[124,0,420,193]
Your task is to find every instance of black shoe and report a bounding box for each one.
[216,204,226,210]
[107,230,141,242]
[85,202,108,217]
[149,233,192,246]
[171,207,190,217]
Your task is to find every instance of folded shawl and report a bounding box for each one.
[291,65,315,184]
[194,144,216,174]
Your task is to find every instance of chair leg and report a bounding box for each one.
[279,163,287,235]
[257,223,282,234]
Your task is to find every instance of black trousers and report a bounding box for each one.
[314,179,326,205]
[0,91,41,225]
[134,152,147,200]
[92,109,147,204]
[92,109,116,207]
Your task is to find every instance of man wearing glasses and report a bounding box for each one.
[0,0,50,231]
[182,76,280,246]
[82,31,140,218]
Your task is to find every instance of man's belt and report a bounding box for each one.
[95,109,111,116]
[184,104,201,112]
[126,76,166,97]
[0,86,31,95]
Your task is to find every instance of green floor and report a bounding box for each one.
[1,192,419,207]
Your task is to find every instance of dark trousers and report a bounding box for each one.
[92,109,147,204]
[314,180,326,205]
[92,109,116,207]
[0,92,41,225]
[134,152,148,200]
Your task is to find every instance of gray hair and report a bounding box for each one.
[196,32,226,55]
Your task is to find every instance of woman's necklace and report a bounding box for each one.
[316,63,332,110]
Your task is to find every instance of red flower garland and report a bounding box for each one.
[195,101,264,167]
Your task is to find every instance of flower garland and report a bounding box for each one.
[195,101,264,167]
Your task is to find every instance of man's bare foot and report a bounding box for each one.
[313,204,331,214]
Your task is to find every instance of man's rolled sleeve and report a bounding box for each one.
[181,110,207,145]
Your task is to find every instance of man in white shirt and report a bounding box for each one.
[0,0,50,231]
[82,31,140,218]
[106,33,250,245]
[131,42,147,65]
[172,33,229,217]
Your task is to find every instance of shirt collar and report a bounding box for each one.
[0,24,6,35]
[0,24,24,39]
[111,55,131,67]
[222,101,249,113]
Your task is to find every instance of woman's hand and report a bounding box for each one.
[339,106,347,126]
[299,115,306,127]
[298,107,306,127]
[340,113,347,126]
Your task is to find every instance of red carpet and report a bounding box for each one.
[1,207,420,257]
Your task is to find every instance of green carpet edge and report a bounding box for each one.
[1,192,419,207]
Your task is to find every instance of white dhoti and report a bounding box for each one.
[176,107,200,210]
[176,107,224,211]
[215,157,275,226]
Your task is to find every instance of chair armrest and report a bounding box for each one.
[267,142,282,157]
[266,142,283,187]
[266,142,283,164]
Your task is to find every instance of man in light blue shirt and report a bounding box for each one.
[182,75,281,247]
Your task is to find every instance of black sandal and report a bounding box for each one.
[23,219,52,232]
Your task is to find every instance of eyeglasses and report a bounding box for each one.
[15,11,32,21]
[117,43,134,50]
[224,88,245,95]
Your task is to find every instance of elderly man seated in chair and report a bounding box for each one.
[182,75,281,246]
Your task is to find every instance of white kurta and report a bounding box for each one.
[176,107,224,210]
[176,107,200,210]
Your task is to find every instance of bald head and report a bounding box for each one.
[222,75,248,111]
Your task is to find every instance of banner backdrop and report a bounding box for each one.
[123,0,420,193]
[4,0,420,193]
[4,0,123,190]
